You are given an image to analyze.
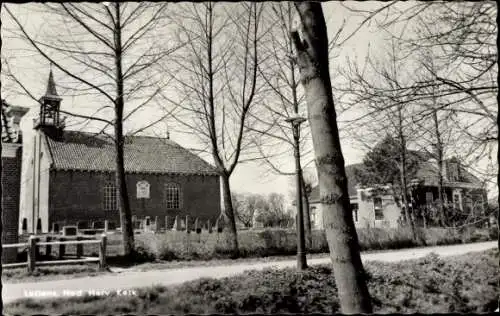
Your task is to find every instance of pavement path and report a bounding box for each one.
[3,241,497,305]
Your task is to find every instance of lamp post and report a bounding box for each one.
[286,115,307,270]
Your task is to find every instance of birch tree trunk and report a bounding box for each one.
[291,2,372,313]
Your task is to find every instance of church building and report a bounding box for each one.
[19,70,221,233]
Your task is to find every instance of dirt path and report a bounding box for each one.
[3,241,496,305]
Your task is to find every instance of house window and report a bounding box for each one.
[165,183,180,209]
[310,206,317,228]
[351,203,358,222]
[103,182,118,211]
[426,192,433,204]
[373,197,384,220]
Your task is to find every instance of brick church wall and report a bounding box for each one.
[1,143,22,263]
[48,170,221,229]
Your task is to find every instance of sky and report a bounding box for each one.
[2,2,497,201]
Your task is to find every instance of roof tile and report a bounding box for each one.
[44,130,218,175]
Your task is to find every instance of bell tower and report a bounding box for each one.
[34,68,65,133]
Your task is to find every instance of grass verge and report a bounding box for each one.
[4,249,498,314]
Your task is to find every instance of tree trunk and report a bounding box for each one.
[292,3,372,313]
[432,109,446,227]
[496,4,499,253]
[397,104,417,240]
[113,2,134,257]
[221,173,239,257]
[300,173,312,249]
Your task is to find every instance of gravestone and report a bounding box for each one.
[195,218,201,234]
[134,220,142,230]
[165,216,170,230]
[144,216,151,231]
[185,215,191,233]
[173,216,181,231]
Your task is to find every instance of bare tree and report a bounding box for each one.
[164,2,265,256]
[4,3,178,257]
[248,2,317,247]
[232,192,261,228]
[291,2,372,313]
[343,1,497,183]
[337,36,419,238]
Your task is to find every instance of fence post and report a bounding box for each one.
[28,236,37,273]
[208,219,212,234]
[165,216,169,231]
[59,237,66,259]
[76,236,83,258]
[46,236,52,257]
[34,237,41,260]
[99,234,107,270]
[104,220,109,233]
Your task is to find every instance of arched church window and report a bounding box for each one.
[165,183,181,209]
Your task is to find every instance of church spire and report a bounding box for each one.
[35,66,64,135]
[44,66,59,98]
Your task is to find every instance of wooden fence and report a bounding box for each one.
[2,234,107,272]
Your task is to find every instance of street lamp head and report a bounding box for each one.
[285,115,306,139]
[285,115,307,127]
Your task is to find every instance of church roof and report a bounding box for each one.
[43,130,219,176]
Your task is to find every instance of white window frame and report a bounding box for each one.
[373,197,384,220]
[165,183,181,209]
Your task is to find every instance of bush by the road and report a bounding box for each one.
[132,226,492,262]
[5,249,498,314]
[13,226,494,265]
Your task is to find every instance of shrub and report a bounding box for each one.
[105,226,494,263]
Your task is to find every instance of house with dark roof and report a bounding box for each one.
[307,157,486,230]
[1,100,29,262]
[19,71,221,233]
